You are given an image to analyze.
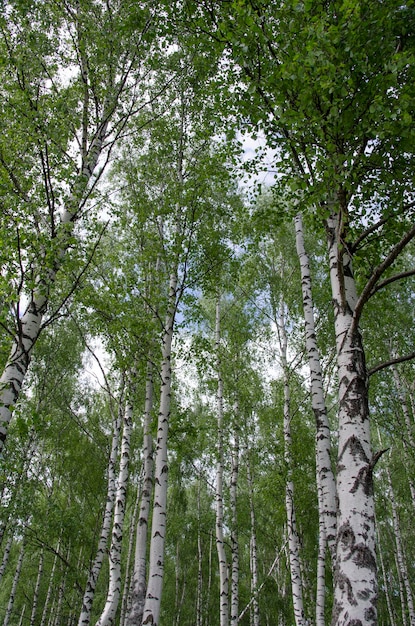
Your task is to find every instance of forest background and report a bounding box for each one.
[0,1,415,625]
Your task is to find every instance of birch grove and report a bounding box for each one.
[1,1,415,625]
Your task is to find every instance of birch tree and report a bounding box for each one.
[0,0,163,455]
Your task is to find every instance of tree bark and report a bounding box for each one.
[127,361,154,626]
[214,296,230,626]
[30,547,44,626]
[294,213,336,624]
[78,387,124,626]
[141,271,178,626]
[230,415,240,626]
[96,387,134,626]
[3,539,25,626]
[326,212,377,626]
[278,299,306,626]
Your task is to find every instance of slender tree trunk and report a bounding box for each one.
[278,300,306,626]
[141,270,178,626]
[294,212,336,625]
[376,521,397,626]
[40,537,61,626]
[0,534,13,585]
[391,364,415,510]
[30,547,44,626]
[3,539,25,626]
[127,361,154,626]
[78,388,124,626]
[326,213,377,626]
[215,296,229,626]
[386,463,415,625]
[196,478,203,626]
[120,484,140,626]
[0,121,109,454]
[230,416,240,626]
[247,455,260,626]
[96,388,133,626]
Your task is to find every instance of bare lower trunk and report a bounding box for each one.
[96,392,133,626]
[247,455,260,626]
[327,213,377,625]
[30,547,44,626]
[4,539,25,626]
[278,301,306,626]
[127,362,154,626]
[78,390,123,626]
[141,271,178,626]
[40,537,61,626]
[215,297,229,626]
[120,485,140,626]
[230,422,239,626]
[0,534,13,585]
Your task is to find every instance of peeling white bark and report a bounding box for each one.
[214,297,229,626]
[127,361,154,626]
[96,393,133,626]
[230,415,239,626]
[327,213,377,626]
[141,271,178,626]
[278,300,306,626]
[78,396,123,626]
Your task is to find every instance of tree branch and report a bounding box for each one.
[368,351,415,377]
[368,269,415,297]
[350,221,415,335]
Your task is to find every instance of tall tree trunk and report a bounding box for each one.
[3,539,25,626]
[294,212,336,625]
[386,462,415,625]
[278,299,306,626]
[230,414,240,626]
[78,386,124,626]
[196,478,203,626]
[141,270,178,626]
[375,520,397,626]
[391,364,415,510]
[40,537,61,626]
[0,534,13,585]
[127,361,154,626]
[247,454,260,626]
[326,212,377,626]
[30,547,44,626]
[0,120,109,454]
[120,484,140,626]
[96,387,134,626]
[215,296,229,626]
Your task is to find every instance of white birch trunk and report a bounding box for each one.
[294,213,336,624]
[78,397,123,626]
[278,300,306,626]
[30,547,44,626]
[3,540,25,626]
[391,364,415,509]
[215,297,229,626]
[386,463,415,625]
[327,213,377,625]
[40,537,61,626]
[95,392,133,626]
[0,117,109,454]
[120,484,140,626]
[196,478,203,626]
[127,361,154,626]
[0,534,13,585]
[230,420,240,626]
[375,520,397,626]
[141,271,178,626]
[247,455,260,626]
